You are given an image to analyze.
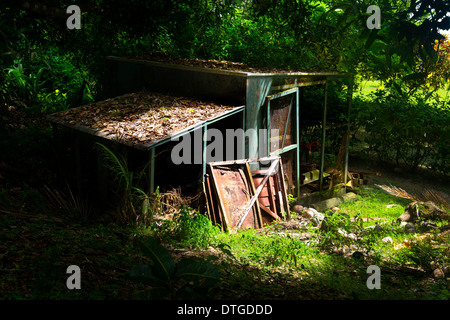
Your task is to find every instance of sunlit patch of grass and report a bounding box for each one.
[338,185,410,225]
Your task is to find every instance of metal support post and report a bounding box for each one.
[149,147,155,194]
[266,99,271,157]
[295,87,300,197]
[319,81,328,191]
[202,125,208,180]
[344,77,354,190]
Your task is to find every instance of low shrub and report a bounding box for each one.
[155,205,220,250]
[353,90,450,174]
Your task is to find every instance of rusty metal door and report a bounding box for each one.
[207,162,262,231]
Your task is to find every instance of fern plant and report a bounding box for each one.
[96,142,151,225]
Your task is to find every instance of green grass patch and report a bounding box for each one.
[356,78,450,102]
[338,185,410,223]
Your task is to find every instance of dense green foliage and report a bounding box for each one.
[2,0,450,95]
[354,90,450,173]
[154,205,221,249]
[1,0,449,175]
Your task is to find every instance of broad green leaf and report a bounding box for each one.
[175,257,221,287]
[128,264,166,286]
[136,237,175,283]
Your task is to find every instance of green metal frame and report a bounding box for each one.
[266,87,301,196]
[343,77,354,190]
[147,75,353,197]
[264,75,354,197]
[147,106,246,193]
[53,56,356,205]
[319,81,328,191]
[103,56,356,199]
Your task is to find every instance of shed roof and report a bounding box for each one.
[111,56,351,79]
[47,91,244,151]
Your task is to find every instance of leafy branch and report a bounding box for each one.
[129,236,221,299]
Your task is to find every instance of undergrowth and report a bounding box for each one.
[141,183,449,300]
[151,205,221,250]
[1,170,448,299]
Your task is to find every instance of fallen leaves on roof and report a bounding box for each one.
[48,91,239,147]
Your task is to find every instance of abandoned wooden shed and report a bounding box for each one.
[48,56,354,226]
[104,56,354,197]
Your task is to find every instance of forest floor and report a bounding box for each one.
[0,107,449,301]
